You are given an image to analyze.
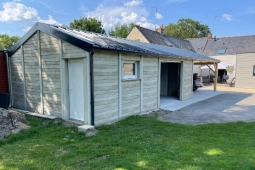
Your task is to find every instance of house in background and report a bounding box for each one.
[190,34,255,89]
[7,22,218,126]
[127,25,195,52]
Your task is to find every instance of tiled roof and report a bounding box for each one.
[188,37,208,55]
[188,35,255,56]
[135,26,196,52]
[9,22,218,63]
[202,35,255,56]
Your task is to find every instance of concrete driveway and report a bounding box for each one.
[158,92,255,125]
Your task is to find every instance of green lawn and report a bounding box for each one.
[1,115,255,170]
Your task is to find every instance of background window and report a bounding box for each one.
[253,66,255,76]
[123,62,138,79]
[216,48,226,54]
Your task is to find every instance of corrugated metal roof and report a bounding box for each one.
[9,22,219,62]
[55,25,218,62]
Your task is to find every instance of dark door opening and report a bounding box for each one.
[218,69,227,82]
[160,62,181,100]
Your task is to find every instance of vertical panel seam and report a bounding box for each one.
[140,55,143,113]
[86,52,91,124]
[37,31,44,114]
[59,40,66,119]
[118,52,122,118]
[157,57,161,107]
[21,45,27,110]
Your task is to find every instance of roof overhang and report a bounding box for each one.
[8,22,94,56]
[8,22,220,64]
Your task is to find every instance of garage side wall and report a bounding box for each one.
[93,51,158,125]
[235,53,255,89]
[10,31,62,117]
[143,56,158,111]
[23,33,41,113]
[182,61,193,100]
[93,50,119,125]
[40,32,62,117]
[10,48,25,109]
[121,54,141,117]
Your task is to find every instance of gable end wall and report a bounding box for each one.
[127,27,150,43]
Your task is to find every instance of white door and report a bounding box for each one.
[68,59,85,121]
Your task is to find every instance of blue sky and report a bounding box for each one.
[0,0,254,37]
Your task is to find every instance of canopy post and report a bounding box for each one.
[214,63,218,91]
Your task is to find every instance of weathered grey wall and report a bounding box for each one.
[10,48,25,109]
[121,54,141,117]
[143,56,158,111]
[235,53,255,89]
[182,61,193,100]
[10,31,62,117]
[40,32,62,117]
[23,33,41,113]
[93,50,119,125]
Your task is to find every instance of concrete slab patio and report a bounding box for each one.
[160,88,222,111]
[159,92,255,125]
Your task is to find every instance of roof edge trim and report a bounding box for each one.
[9,22,93,56]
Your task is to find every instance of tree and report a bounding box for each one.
[226,66,235,82]
[69,18,105,34]
[109,23,136,38]
[0,34,19,50]
[164,18,211,39]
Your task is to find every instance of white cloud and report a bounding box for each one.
[137,22,156,30]
[222,14,234,21]
[0,1,61,31]
[38,15,61,25]
[0,2,37,22]
[85,1,155,30]
[155,12,163,19]
[124,0,143,6]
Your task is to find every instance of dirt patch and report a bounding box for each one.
[0,108,30,140]
[143,109,171,117]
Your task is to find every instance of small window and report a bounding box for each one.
[253,65,255,76]
[123,61,138,79]
[216,48,226,54]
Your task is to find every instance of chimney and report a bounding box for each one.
[207,33,212,40]
[157,24,164,35]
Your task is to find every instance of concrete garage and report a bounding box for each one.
[7,22,219,126]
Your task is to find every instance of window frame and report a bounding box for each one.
[253,65,255,76]
[122,61,139,80]
[216,48,226,54]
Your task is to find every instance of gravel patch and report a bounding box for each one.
[143,109,171,117]
[0,108,30,140]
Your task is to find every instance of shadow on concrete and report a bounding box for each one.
[159,92,255,125]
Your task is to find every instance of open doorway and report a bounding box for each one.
[160,62,181,109]
[218,69,227,83]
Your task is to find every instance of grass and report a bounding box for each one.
[1,115,255,170]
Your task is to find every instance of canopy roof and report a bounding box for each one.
[200,62,235,69]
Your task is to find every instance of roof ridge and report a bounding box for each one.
[214,34,255,38]
[49,23,178,49]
